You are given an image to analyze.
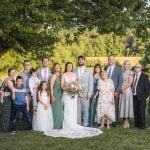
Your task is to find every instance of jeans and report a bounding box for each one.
[12,104,32,131]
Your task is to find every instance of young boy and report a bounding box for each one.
[11,76,32,134]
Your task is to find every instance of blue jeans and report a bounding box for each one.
[12,104,32,131]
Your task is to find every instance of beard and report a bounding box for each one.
[78,63,85,66]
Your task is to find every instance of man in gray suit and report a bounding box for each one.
[74,56,93,127]
[36,57,51,84]
[106,54,123,126]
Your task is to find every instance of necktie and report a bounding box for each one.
[108,66,112,78]
[44,69,48,81]
[132,74,138,94]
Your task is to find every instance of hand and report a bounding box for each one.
[44,104,47,110]
[86,95,91,100]
[114,92,118,97]
[51,96,55,103]
[111,100,114,105]
[93,95,97,100]
[27,106,29,112]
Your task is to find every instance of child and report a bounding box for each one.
[29,69,40,112]
[11,76,32,134]
[33,81,53,131]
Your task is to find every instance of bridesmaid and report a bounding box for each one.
[0,68,24,132]
[88,64,102,127]
[50,63,63,129]
[119,60,134,128]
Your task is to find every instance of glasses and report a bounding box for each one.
[135,66,142,68]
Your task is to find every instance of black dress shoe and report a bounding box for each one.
[111,123,117,127]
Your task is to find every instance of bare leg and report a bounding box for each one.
[100,116,105,128]
[106,116,110,129]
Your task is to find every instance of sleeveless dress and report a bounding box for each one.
[33,91,53,131]
[44,75,102,139]
[51,75,63,129]
[119,70,134,118]
[89,76,99,127]
[0,79,15,132]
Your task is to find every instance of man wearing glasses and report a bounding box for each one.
[132,63,149,129]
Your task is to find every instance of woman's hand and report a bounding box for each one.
[51,96,55,103]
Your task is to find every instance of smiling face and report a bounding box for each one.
[66,63,73,72]
[16,79,23,87]
[24,61,31,71]
[55,64,61,73]
[42,82,47,90]
[108,55,115,66]
[123,60,131,71]
[101,71,108,80]
[134,63,142,73]
[42,58,49,67]
[78,58,85,66]
[8,69,16,78]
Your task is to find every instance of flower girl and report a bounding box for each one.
[33,81,53,131]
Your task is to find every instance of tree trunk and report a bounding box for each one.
[0,48,10,57]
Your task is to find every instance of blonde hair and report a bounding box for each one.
[123,60,131,70]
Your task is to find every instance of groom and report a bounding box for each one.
[74,56,93,127]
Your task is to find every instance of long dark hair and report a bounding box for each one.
[93,63,102,76]
[52,63,62,74]
[64,62,73,72]
[38,81,49,96]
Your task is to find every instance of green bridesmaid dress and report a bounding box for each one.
[52,75,63,129]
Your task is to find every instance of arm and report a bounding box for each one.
[25,96,29,111]
[121,75,133,92]
[144,75,150,99]
[50,75,56,103]
[61,74,65,90]
[115,68,123,95]
[38,91,46,106]
[87,71,93,99]
[29,79,34,96]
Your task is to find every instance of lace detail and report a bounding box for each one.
[44,74,102,138]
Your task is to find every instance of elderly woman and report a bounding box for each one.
[119,60,134,128]
[94,71,115,129]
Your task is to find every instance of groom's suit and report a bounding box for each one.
[74,66,93,127]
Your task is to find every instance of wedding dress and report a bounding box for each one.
[44,75,102,138]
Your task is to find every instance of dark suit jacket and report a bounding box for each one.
[134,72,150,100]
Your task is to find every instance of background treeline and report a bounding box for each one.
[0,28,149,75]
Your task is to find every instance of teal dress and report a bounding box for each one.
[51,75,63,129]
[88,76,100,127]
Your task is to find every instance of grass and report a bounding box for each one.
[1,121,150,150]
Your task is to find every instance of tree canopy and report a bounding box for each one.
[0,0,149,56]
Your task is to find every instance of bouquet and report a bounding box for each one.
[64,80,83,98]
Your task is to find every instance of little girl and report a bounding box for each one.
[29,69,40,112]
[33,81,53,131]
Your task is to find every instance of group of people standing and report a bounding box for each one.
[0,55,149,139]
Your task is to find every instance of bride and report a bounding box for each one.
[44,62,102,138]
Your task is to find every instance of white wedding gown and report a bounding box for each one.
[44,75,102,138]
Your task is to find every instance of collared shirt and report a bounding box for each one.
[29,76,40,94]
[41,67,49,81]
[133,71,141,95]
[78,66,85,79]
[13,85,27,105]
[107,65,115,79]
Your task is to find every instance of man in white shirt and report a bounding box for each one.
[36,57,51,83]
[74,56,93,127]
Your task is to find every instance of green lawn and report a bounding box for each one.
[1,122,150,150]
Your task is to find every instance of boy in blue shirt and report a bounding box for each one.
[11,76,32,134]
